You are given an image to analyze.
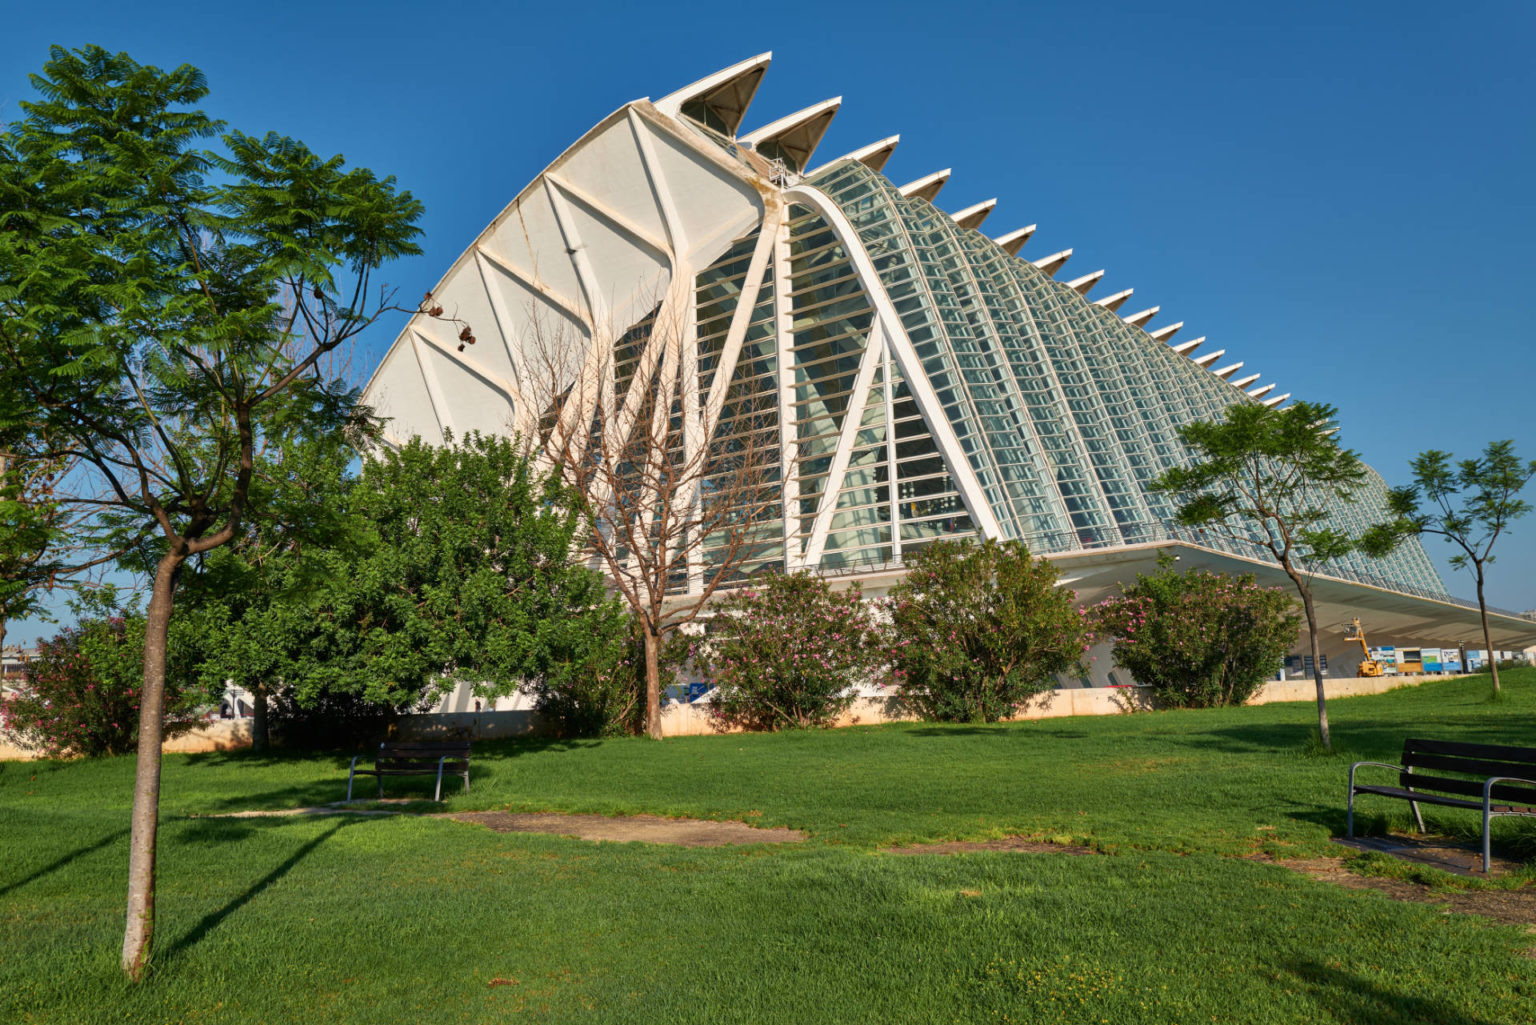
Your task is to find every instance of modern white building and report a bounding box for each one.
[363,54,1536,690]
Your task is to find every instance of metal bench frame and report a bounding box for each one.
[1347,738,1536,872]
[347,742,471,802]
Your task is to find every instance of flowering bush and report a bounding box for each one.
[888,539,1090,723]
[1,612,206,758]
[1091,555,1301,708]
[699,572,885,731]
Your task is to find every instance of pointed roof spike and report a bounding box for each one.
[1065,269,1104,296]
[1123,305,1160,327]
[1148,321,1184,341]
[740,97,842,173]
[1170,336,1205,355]
[950,199,997,231]
[1322,426,1341,436]
[1192,349,1227,367]
[1231,372,1262,389]
[1248,383,1276,398]
[655,53,773,136]
[1093,287,1133,311]
[1263,393,1291,407]
[992,224,1037,256]
[898,169,952,203]
[1213,361,1244,379]
[807,135,900,177]
[1031,248,1073,277]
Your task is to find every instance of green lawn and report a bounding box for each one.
[4,672,1535,1023]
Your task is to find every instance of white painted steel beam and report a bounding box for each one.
[1231,372,1262,389]
[1212,362,1244,379]
[808,135,899,177]
[1263,393,1291,407]
[654,52,772,136]
[1248,383,1276,399]
[1031,248,1073,276]
[740,97,843,172]
[897,169,951,202]
[1065,269,1104,296]
[950,198,997,231]
[1192,349,1226,367]
[1123,305,1159,327]
[1170,336,1204,355]
[992,224,1037,256]
[1148,321,1184,341]
[1093,287,1133,311]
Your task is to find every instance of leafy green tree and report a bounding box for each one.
[195,433,628,734]
[1366,441,1536,696]
[700,572,885,732]
[1091,554,1300,708]
[887,539,1089,724]
[0,46,435,977]
[0,444,71,649]
[1152,401,1368,750]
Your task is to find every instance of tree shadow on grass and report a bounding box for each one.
[162,816,356,965]
[0,828,127,898]
[1284,957,1508,1025]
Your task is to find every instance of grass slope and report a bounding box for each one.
[3,672,1535,1023]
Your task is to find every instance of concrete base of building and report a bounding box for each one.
[0,673,1466,759]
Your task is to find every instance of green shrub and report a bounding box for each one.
[887,539,1090,723]
[523,618,680,739]
[1,597,207,757]
[1091,555,1300,708]
[700,572,885,731]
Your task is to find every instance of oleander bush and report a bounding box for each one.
[700,572,885,731]
[1091,554,1301,708]
[1,598,207,757]
[887,539,1090,723]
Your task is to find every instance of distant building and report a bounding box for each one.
[363,53,1536,689]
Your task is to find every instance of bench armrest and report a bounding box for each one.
[1482,776,1536,806]
[1349,761,1405,789]
[349,754,363,770]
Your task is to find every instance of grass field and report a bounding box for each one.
[4,671,1536,1023]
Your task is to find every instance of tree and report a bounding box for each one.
[284,432,628,712]
[887,539,1090,724]
[700,572,885,732]
[1366,441,1536,696]
[0,442,72,649]
[1091,554,1300,708]
[1152,401,1369,750]
[0,46,436,978]
[520,303,781,739]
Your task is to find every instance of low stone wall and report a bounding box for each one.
[0,717,254,761]
[0,672,1455,758]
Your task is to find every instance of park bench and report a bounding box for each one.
[1347,738,1536,872]
[346,740,471,802]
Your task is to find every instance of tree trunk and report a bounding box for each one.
[643,626,663,741]
[122,548,184,980]
[252,681,269,751]
[1300,589,1331,751]
[1476,570,1499,696]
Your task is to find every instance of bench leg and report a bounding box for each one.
[1483,809,1493,874]
[1409,800,1425,834]
[435,762,445,802]
[1346,787,1355,839]
[378,775,384,800]
[346,767,356,803]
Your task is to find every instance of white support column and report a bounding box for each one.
[702,202,782,434]
[773,215,802,568]
[882,339,902,562]
[407,333,452,438]
[783,185,1004,540]
[802,324,887,567]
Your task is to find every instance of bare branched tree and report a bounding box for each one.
[517,292,783,739]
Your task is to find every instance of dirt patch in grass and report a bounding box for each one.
[880,836,1097,856]
[443,811,806,847]
[1263,855,1536,930]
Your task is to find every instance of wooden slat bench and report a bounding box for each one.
[346,741,471,802]
[1348,738,1536,872]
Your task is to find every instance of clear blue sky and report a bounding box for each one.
[6,0,1535,641]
